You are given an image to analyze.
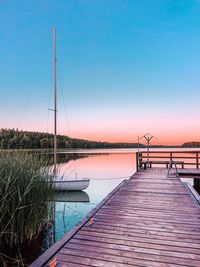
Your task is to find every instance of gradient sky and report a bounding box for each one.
[1,0,200,145]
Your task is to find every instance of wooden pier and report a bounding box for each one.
[30,165,200,267]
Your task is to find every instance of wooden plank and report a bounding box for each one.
[97,207,200,219]
[91,218,200,235]
[57,248,197,267]
[74,233,200,256]
[100,207,200,221]
[94,213,200,227]
[55,253,170,267]
[65,241,200,266]
[59,245,198,267]
[84,223,200,243]
[78,228,200,250]
[103,202,200,213]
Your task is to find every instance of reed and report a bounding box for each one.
[0,151,54,266]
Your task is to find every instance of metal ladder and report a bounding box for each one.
[167,161,179,177]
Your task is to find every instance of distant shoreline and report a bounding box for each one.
[0,128,199,150]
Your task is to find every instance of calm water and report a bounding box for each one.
[52,148,200,242]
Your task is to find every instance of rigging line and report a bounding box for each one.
[60,175,131,181]
[61,163,76,172]
[57,68,78,177]
[17,77,37,129]
[87,175,131,180]
[57,68,73,147]
[59,203,86,230]
[64,167,79,178]
[57,110,60,137]
[64,203,85,216]
[46,109,49,133]
[46,76,53,133]
[57,69,72,138]
[17,42,49,130]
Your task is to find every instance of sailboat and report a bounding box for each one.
[51,28,90,191]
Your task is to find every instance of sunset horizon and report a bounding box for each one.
[1,126,198,146]
[1,1,200,147]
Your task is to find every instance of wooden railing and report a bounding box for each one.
[136,151,200,170]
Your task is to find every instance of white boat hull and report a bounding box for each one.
[52,179,90,191]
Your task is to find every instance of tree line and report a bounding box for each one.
[0,128,144,149]
[182,142,200,148]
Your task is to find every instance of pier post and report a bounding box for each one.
[136,152,138,171]
[196,153,199,169]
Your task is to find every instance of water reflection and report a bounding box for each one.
[57,153,136,179]
[55,201,92,241]
[53,191,90,202]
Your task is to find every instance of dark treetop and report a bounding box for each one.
[0,128,144,150]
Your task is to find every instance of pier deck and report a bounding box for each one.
[31,169,200,267]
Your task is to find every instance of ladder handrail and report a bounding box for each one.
[167,160,179,178]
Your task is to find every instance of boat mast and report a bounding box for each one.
[53,27,57,173]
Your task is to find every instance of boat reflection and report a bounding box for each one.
[52,190,90,202]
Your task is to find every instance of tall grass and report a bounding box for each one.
[0,151,54,266]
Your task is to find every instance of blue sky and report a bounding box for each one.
[1,0,200,144]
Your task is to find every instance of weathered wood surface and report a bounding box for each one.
[31,170,200,267]
[144,167,200,177]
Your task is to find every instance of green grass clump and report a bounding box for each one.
[0,151,53,265]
